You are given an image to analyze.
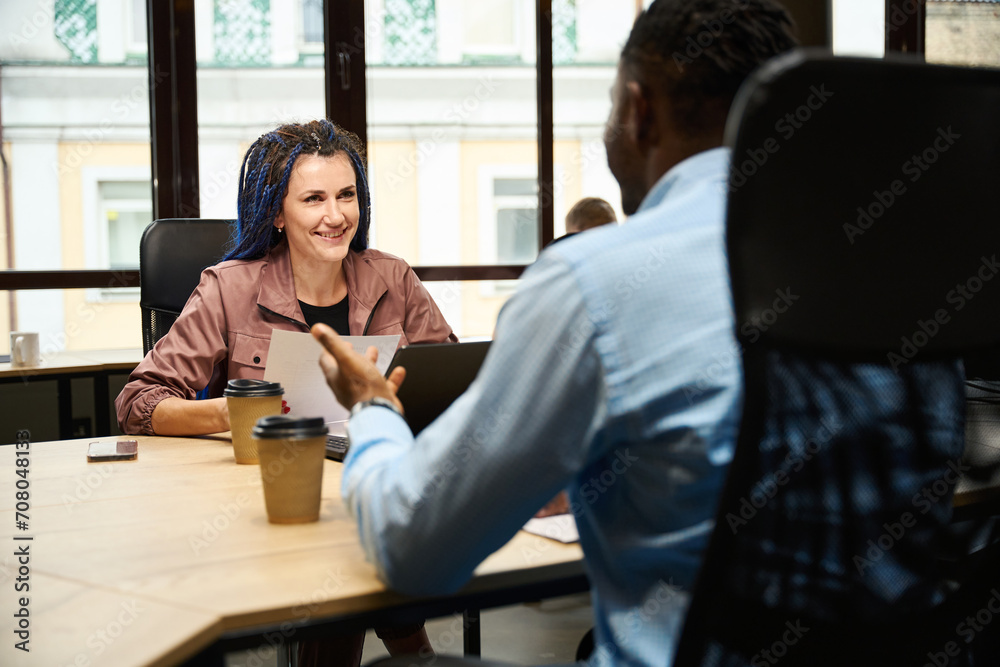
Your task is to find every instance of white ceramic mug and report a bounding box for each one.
[10,332,41,368]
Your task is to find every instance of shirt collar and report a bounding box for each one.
[258,243,390,320]
[257,241,303,322]
[341,250,389,311]
[636,147,731,215]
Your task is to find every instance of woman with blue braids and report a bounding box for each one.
[117,118,455,435]
[116,119,445,662]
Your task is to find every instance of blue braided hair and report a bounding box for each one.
[223,119,371,261]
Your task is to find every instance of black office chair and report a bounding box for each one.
[139,218,232,355]
[673,52,1000,667]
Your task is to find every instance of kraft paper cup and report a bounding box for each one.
[224,379,284,464]
[253,415,328,524]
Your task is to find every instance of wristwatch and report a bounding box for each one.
[350,396,401,418]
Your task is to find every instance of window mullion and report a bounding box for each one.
[536,0,555,251]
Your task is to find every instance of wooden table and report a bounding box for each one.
[0,435,586,666]
[0,349,143,439]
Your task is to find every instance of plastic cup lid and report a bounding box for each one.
[252,415,328,439]
[223,378,284,397]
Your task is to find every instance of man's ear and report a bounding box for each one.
[625,80,656,145]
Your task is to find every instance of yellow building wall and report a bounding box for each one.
[555,139,585,227]
[369,141,420,262]
[59,142,149,351]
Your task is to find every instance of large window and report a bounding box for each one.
[5,1,916,353]
[301,0,324,46]
[1,0,151,353]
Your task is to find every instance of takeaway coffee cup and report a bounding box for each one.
[224,379,284,464]
[10,332,41,368]
[252,415,328,524]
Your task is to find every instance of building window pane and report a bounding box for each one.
[302,0,323,44]
[552,0,577,64]
[196,1,325,217]
[494,178,536,197]
[100,181,151,271]
[494,177,537,264]
[496,208,537,264]
[130,0,148,54]
[384,0,437,65]
[214,0,272,66]
[54,0,99,63]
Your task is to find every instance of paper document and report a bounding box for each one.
[522,514,579,543]
[263,330,400,423]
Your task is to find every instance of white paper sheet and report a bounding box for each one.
[263,330,400,423]
[522,515,580,543]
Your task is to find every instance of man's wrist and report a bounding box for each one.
[350,396,401,418]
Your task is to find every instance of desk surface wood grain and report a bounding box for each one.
[0,436,584,666]
[0,574,221,667]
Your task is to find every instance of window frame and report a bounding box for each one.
[2,0,884,295]
[82,167,152,270]
[82,166,152,301]
[478,166,539,266]
[299,0,325,51]
[459,0,528,63]
[127,0,149,56]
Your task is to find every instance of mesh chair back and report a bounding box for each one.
[139,219,232,355]
[674,52,1000,667]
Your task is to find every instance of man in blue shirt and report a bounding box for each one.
[312,1,797,664]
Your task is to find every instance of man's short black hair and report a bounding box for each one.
[622,0,798,137]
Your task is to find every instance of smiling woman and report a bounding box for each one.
[114,119,457,438]
[113,118,450,667]
[276,153,361,306]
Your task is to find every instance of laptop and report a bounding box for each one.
[326,340,491,461]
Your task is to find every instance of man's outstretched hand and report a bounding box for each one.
[311,323,406,413]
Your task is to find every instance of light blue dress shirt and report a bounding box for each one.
[343,147,742,666]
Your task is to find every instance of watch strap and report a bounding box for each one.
[350,396,401,418]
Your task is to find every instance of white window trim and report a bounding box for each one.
[126,0,148,55]
[477,163,566,265]
[298,0,325,53]
[477,163,565,297]
[82,165,151,302]
[478,164,534,297]
[461,0,525,60]
[477,164,535,265]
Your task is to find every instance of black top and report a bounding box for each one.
[299,296,349,335]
